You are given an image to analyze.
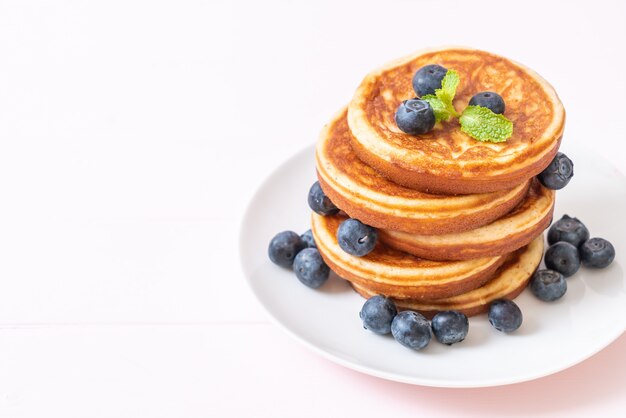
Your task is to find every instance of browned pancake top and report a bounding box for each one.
[351,48,564,175]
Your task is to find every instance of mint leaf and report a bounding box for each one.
[459,105,513,143]
[425,70,460,121]
[422,94,451,123]
[438,69,460,109]
[421,70,460,122]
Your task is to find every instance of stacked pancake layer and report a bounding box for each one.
[347,47,566,195]
[378,179,554,261]
[316,109,531,235]
[311,47,563,317]
[312,212,506,301]
[351,236,544,319]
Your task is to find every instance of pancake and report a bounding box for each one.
[352,236,544,318]
[311,212,506,300]
[348,47,566,194]
[379,179,554,260]
[316,108,530,235]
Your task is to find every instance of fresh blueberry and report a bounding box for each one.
[395,99,436,135]
[412,64,447,97]
[538,152,574,190]
[300,229,317,249]
[431,311,469,345]
[359,295,398,335]
[337,218,378,257]
[547,215,590,247]
[308,181,339,216]
[530,269,567,301]
[391,311,431,350]
[488,299,523,333]
[468,91,506,114]
[544,241,581,278]
[268,231,306,268]
[293,248,330,288]
[579,238,615,268]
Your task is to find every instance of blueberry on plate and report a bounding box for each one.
[293,248,330,288]
[544,241,581,278]
[488,299,523,333]
[579,238,615,268]
[412,64,447,97]
[308,181,339,216]
[469,91,505,114]
[337,218,378,257]
[530,269,567,301]
[359,295,398,335]
[268,231,306,268]
[391,311,431,350]
[431,310,469,345]
[300,229,317,249]
[547,214,590,247]
[395,99,436,135]
[538,152,574,190]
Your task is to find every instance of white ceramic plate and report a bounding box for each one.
[239,143,626,387]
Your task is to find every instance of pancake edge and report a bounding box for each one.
[351,236,544,318]
[378,182,555,259]
[316,107,531,234]
[312,213,508,300]
[347,46,566,194]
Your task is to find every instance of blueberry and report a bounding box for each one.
[547,215,590,247]
[579,238,615,268]
[468,91,506,114]
[337,218,378,257]
[293,248,330,288]
[359,295,398,335]
[308,181,339,216]
[488,299,523,333]
[544,241,581,277]
[301,229,317,249]
[538,152,574,190]
[268,231,306,268]
[391,311,431,350]
[431,311,469,345]
[530,269,567,301]
[395,99,436,135]
[412,64,447,97]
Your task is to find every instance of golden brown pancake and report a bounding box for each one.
[316,108,530,235]
[378,179,554,260]
[311,212,507,300]
[348,47,565,194]
[352,236,544,318]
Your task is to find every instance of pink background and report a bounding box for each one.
[1,0,625,416]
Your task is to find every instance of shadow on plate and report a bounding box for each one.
[582,262,624,297]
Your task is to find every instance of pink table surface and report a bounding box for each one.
[213,325,626,417]
[1,0,625,416]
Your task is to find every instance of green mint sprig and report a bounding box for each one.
[420,69,513,143]
[422,69,461,122]
[459,106,513,143]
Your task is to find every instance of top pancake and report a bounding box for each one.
[348,47,566,194]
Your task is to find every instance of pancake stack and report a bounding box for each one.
[311,47,566,318]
